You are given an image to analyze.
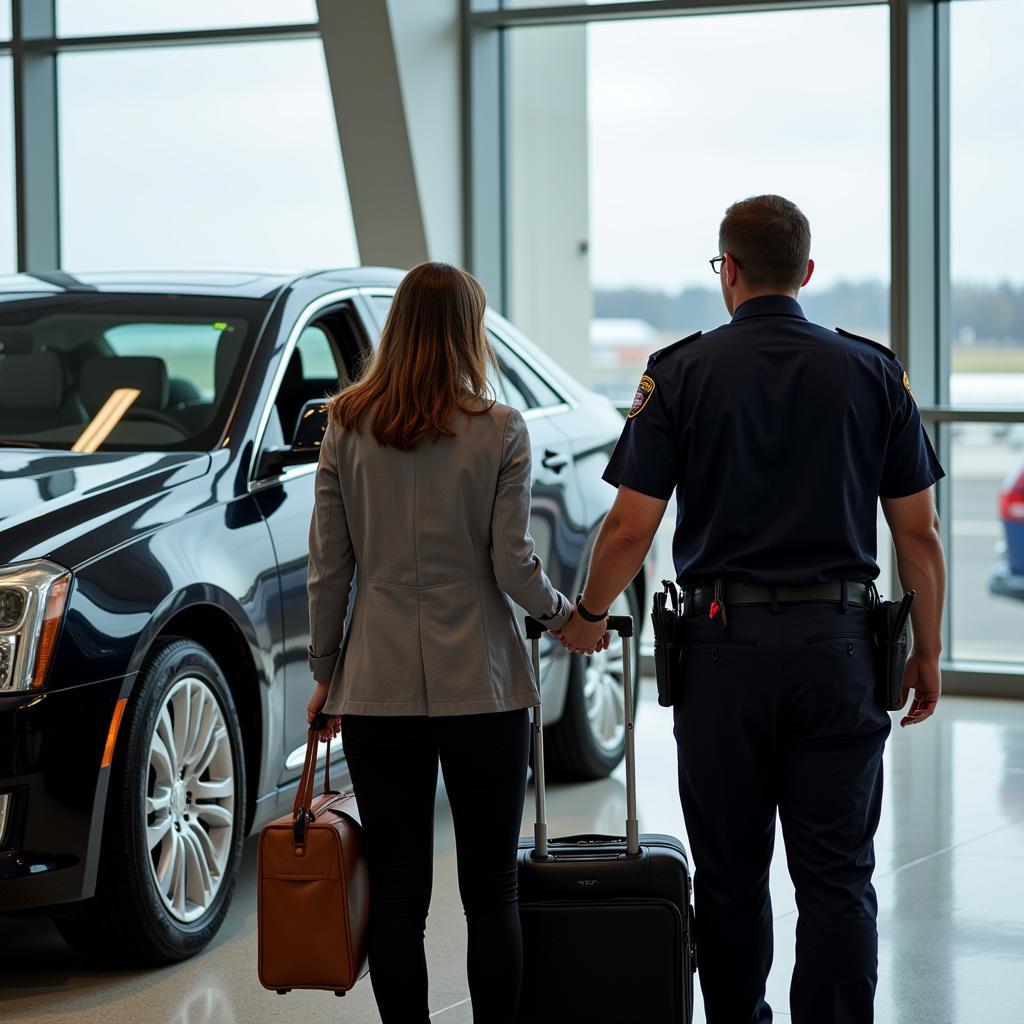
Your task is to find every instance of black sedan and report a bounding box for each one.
[0,268,642,964]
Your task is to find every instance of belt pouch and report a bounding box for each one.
[652,580,683,708]
[871,589,916,711]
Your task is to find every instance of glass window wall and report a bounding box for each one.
[949,422,1024,664]
[0,56,13,274]
[508,6,890,407]
[57,40,359,272]
[507,6,891,629]
[56,0,317,37]
[950,0,1024,415]
[948,0,1024,665]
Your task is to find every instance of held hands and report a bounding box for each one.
[307,680,342,741]
[898,652,941,727]
[552,607,611,656]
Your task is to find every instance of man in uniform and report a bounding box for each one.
[556,194,946,1023]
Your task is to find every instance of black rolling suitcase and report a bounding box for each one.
[517,614,696,1024]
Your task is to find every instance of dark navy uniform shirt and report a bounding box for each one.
[603,295,945,586]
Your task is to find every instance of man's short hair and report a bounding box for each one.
[718,195,811,290]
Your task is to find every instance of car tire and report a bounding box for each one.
[545,586,641,782]
[55,637,247,965]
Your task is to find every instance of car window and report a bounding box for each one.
[296,325,344,382]
[0,296,267,452]
[368,295,393,330]
[363,292,562,411]
[489,332,562,409]
[488,361,531,412]
[516,359,562,409]
[105,322,224,399]
[270,320,349,446]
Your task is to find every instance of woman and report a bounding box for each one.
[305,261,574,1023]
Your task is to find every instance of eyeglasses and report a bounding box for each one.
[709,254,742,275]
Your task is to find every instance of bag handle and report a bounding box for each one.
[292,714,336,827]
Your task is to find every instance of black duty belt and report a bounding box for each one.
[682,580,871,618]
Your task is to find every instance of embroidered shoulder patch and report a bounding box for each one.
[628,374,656,419]
[902,370,915,400]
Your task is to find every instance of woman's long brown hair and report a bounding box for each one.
[330,262,498,450]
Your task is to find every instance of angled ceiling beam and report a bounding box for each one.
[317,0,429,270]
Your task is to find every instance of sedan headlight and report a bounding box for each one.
[0,560,71,693]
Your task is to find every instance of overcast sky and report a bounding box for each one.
[0,0,1019,291]
[587,0,1024,291]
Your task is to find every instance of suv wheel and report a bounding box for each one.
[55,638,246,965]
[545,586,641,781]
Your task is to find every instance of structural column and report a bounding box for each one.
[462,0,507,308]
[889,0,951,632]
[890,0,950,404]
[12,0,59,272]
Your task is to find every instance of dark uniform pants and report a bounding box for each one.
[673,601,891,1024]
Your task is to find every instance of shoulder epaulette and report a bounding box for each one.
[835,327,898,361]
[649,330,702,365]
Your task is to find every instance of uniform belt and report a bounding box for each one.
[682,581,870,616]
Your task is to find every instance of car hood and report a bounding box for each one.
[0,448,210,567]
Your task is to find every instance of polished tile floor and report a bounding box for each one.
[2,685,1023,1024]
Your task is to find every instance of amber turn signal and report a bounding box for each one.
[102,699,128,769]
[31,574,71,689]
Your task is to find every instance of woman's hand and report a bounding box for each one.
[307,681,342,741]
[552,609,611,656]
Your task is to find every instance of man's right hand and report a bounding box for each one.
[899,653,941,727]
[881,487,946,730]
[553,609,611,656]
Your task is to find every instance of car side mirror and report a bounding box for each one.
[256,400,330,479]
[291,399,330,450]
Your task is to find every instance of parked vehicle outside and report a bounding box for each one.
[989,457,1024,601]
[0,268,642,964]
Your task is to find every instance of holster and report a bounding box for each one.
[869,585,916,711]
[651,580,684,708]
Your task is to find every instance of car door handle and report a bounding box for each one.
[542,449,570,473]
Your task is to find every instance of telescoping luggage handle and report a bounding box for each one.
[524,615,638,859]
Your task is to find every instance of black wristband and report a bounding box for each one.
[576,594,609,623]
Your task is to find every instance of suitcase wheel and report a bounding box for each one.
[335,991,346,997]
[275,989,291,995]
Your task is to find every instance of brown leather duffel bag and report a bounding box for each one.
[258,726,369,996]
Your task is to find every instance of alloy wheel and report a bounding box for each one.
[145,676,236,924]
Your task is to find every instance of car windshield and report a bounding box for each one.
[0,293,270,452]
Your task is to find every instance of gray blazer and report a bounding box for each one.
[307,402,573,717]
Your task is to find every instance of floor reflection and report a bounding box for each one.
[165,985,237,1024]
[0,688,1022,1024]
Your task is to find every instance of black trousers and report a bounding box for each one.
[340,709,531,1024]
[673,602,891,1024]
